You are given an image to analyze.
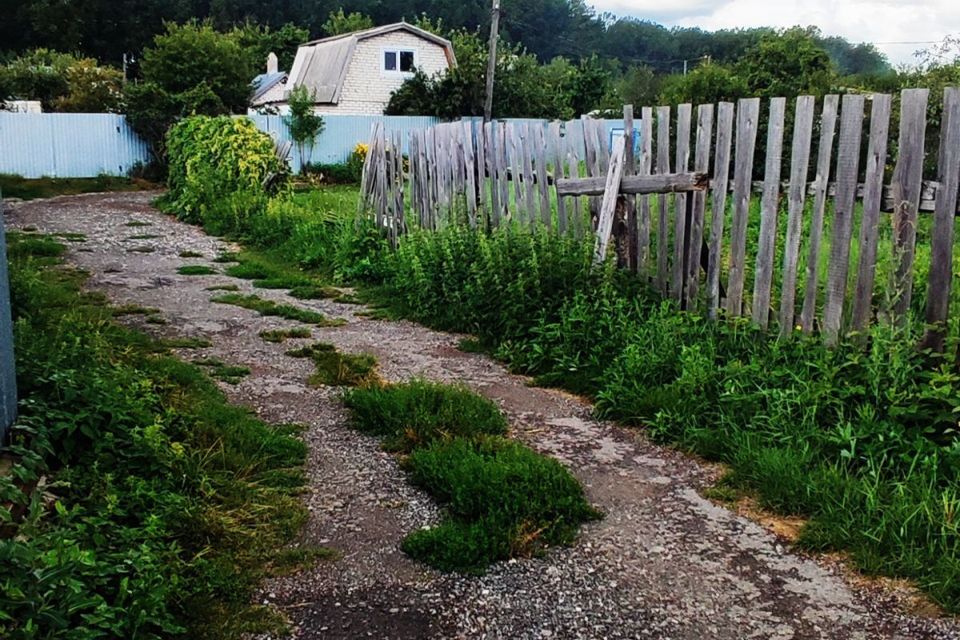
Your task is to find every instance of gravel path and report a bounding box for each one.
[6,191,960,640]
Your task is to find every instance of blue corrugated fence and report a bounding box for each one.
[0,112,629,179]
[0,113,151,178]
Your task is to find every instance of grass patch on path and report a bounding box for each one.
[260,328,311,343]
[0,174,157,200]
[212,293,344,326]
[286,343,378,387]
[178,265,218,276]
[343,380,600,573]
[194,357,251,384]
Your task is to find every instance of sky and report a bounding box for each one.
[589,0,960,67]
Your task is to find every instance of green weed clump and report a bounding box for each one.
[2,234,314,638]
[286,343,378,387]
[260,327,311,343]
[402,437,601,573]
[194,357,252,384]
[178,265,218,276]
[211,293,343,326]
[179,250,205,258]
[343,380,597,572]
[344,380,507,453]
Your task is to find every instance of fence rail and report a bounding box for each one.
[361,88,960,350]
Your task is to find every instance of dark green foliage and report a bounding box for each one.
[177,265,218,276]
[288,285,341,300]
[402,437,601,573]
[179,250,205,258]
[343,380,507,453]
[305,162,361,185]
[5,234,66,259]
[285,343,378,387]
[124,21,257,158]
[2,237,309,638]
[211,293,343,326]
[260,327,311,343]
[206,284,241,292]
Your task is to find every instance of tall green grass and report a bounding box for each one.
[354,222,960,612]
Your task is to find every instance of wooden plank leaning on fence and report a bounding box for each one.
[778,96,816,336]
[822,94,866,345]
[921,87,960,352]
[891,88,930,323]
[706,102,735,320]
[726,97,761,317]
[751,97,787,329]
[593,135,627,264]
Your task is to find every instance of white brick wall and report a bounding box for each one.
[322,32,451,115]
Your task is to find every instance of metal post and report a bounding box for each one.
[0,190,17,441]
[483,0,501,123]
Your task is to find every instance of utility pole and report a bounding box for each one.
[483,0,501,122]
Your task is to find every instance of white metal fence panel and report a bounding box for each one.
[0,113,151,178]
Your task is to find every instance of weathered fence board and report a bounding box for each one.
[800,94,840,334]
[778,95,816,336]
[850,94,893,333]
[593,135,628,264]
[751,97,787,328]
[707,101,735,319]
[672,104,693,303]
[891,88,930,322]
[921,87,960,351]
[685,104,714,310]
[726,97,761,317]
[638,107,654,272]
[823,94,866,345]
[656,106,672,294]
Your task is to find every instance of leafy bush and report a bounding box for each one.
[159,115,286,233]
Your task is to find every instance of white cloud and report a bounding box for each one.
[590,0,960,66]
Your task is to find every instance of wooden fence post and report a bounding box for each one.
[890,88,930,324]
[751,97,786,329]
[921,87,960,351]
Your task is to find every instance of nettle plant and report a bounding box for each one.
[161,115,288,234]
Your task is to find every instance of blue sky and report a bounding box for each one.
[589,0,960,66]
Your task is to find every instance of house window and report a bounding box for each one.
[383,49,416,74]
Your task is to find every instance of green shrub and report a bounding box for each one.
[159,115,287,234]
[343,379,507,452]
[402,437,601,573]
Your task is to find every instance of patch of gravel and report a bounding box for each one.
[5,191,960,640]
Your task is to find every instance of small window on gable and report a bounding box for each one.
[384,51,398,72]
[383,49,415,74]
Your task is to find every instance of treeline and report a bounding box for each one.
[1,0,889,76]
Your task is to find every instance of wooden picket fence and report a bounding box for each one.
[360,88,960,350]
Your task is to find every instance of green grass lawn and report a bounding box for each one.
[0,173,160,200]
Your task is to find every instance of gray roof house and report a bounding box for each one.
[250,23,456,115]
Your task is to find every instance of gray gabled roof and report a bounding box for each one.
[286,22,456,105]
[251,71,287,103]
